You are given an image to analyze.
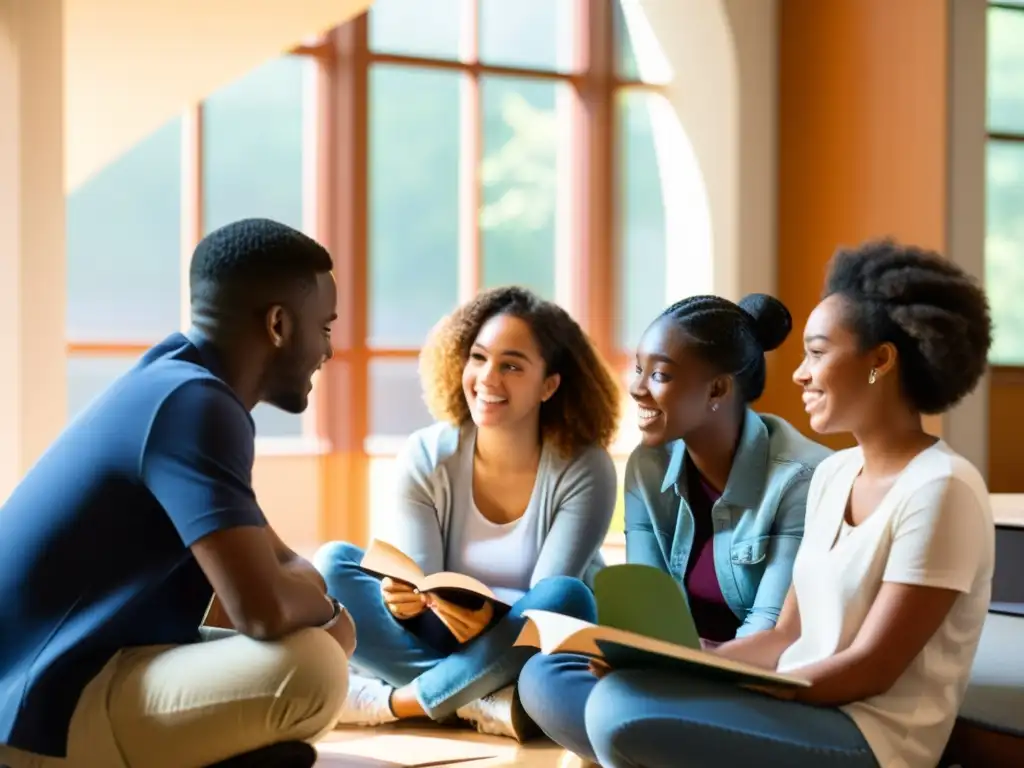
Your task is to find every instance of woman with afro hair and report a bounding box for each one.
[569,240,995,768]
[315,286,621,740]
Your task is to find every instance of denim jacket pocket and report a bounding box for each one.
[730,535,770,566]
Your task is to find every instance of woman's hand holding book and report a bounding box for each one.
[381,577,428,619]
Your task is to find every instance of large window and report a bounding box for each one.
[66,1,675,545]
[66,56,316,442]
[66,115,182,422]
[986,1,1024,363]
[326,0,671,540]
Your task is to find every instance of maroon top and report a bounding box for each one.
[684,458,742,643]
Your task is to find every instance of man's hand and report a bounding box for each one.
[427,594,494,644]
[381,577,428,620]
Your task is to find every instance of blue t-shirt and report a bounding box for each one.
[0,333,266,757]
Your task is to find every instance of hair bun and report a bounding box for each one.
[738,293,792,352]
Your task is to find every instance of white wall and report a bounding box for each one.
[943,0,988,474]
[1,0,67,499]
[64,0,372,191]
[638,0,778,303]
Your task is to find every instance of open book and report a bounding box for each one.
[358,539,509,609]
[514,564,810,690]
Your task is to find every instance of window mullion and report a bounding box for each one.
[560,0,614,357]
[178,104,204,333]
[458,0,481,300]
[318,17,371,546]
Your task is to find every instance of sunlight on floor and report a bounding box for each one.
[317,723,574,767]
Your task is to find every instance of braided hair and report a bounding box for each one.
[658,293,792,403]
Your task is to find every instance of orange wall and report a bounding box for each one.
[761,0,950,450]
[252,455,322,555]
[989,370,1024,492]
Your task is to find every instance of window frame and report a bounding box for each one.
[308,0,662,544]
[987,0,1024,374]
[66,0,664,546]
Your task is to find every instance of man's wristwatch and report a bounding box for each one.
[319,595,344,630]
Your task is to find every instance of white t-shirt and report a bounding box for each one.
[777,441,994,768]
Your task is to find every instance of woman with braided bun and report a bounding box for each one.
[519,291,831,763]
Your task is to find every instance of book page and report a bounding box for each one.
[359,539,426,588]
[593,623,810,688]
[419,571,498,602]
[518,610,808,688]
[516,610,604,656]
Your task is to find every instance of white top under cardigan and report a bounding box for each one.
[380,422,618,604]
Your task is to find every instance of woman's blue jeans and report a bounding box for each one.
[518,652,879,767]
[313,542,596,720]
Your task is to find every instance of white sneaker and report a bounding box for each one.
[455,685,537,742]
[336,673,399,727]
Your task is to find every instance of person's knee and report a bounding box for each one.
[517,652,560,718]
[274,628,351,737]
[524,576,596,622]
[312,540,363,581]
[585,671,645,760]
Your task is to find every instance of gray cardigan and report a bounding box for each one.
[381,421,618,590]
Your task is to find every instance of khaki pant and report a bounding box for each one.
[0,627,349,768]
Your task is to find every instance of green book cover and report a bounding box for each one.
[593,563,700,649]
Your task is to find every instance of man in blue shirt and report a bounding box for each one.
[0,218,354,768]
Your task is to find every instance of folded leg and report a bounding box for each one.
[585,669,878,768]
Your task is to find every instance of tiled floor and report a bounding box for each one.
[315,722,572,767]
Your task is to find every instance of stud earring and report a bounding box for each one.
[711,402,720,412]
[868,368,877,385]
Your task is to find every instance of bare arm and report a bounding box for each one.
[202,524,355,652]
[712,584,801,668]
[260,525,356,653]
[142,380,337,643]
[192,526,335,640]
[786,477,985,705]
[266,524,327,591]
[788,582,959,705]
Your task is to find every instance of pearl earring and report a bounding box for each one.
[868,368,877,385]
[711,402,719,412]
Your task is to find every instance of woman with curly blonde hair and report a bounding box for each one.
[315,286,621,740]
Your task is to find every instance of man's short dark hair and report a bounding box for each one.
[824,239,992,414]
[189,218,333,309]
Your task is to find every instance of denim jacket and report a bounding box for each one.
[624,410,832,637]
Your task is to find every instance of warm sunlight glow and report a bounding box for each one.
[619,0,673,84]
[649,94,714,302]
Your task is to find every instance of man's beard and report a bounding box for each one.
[263,343,309,414]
